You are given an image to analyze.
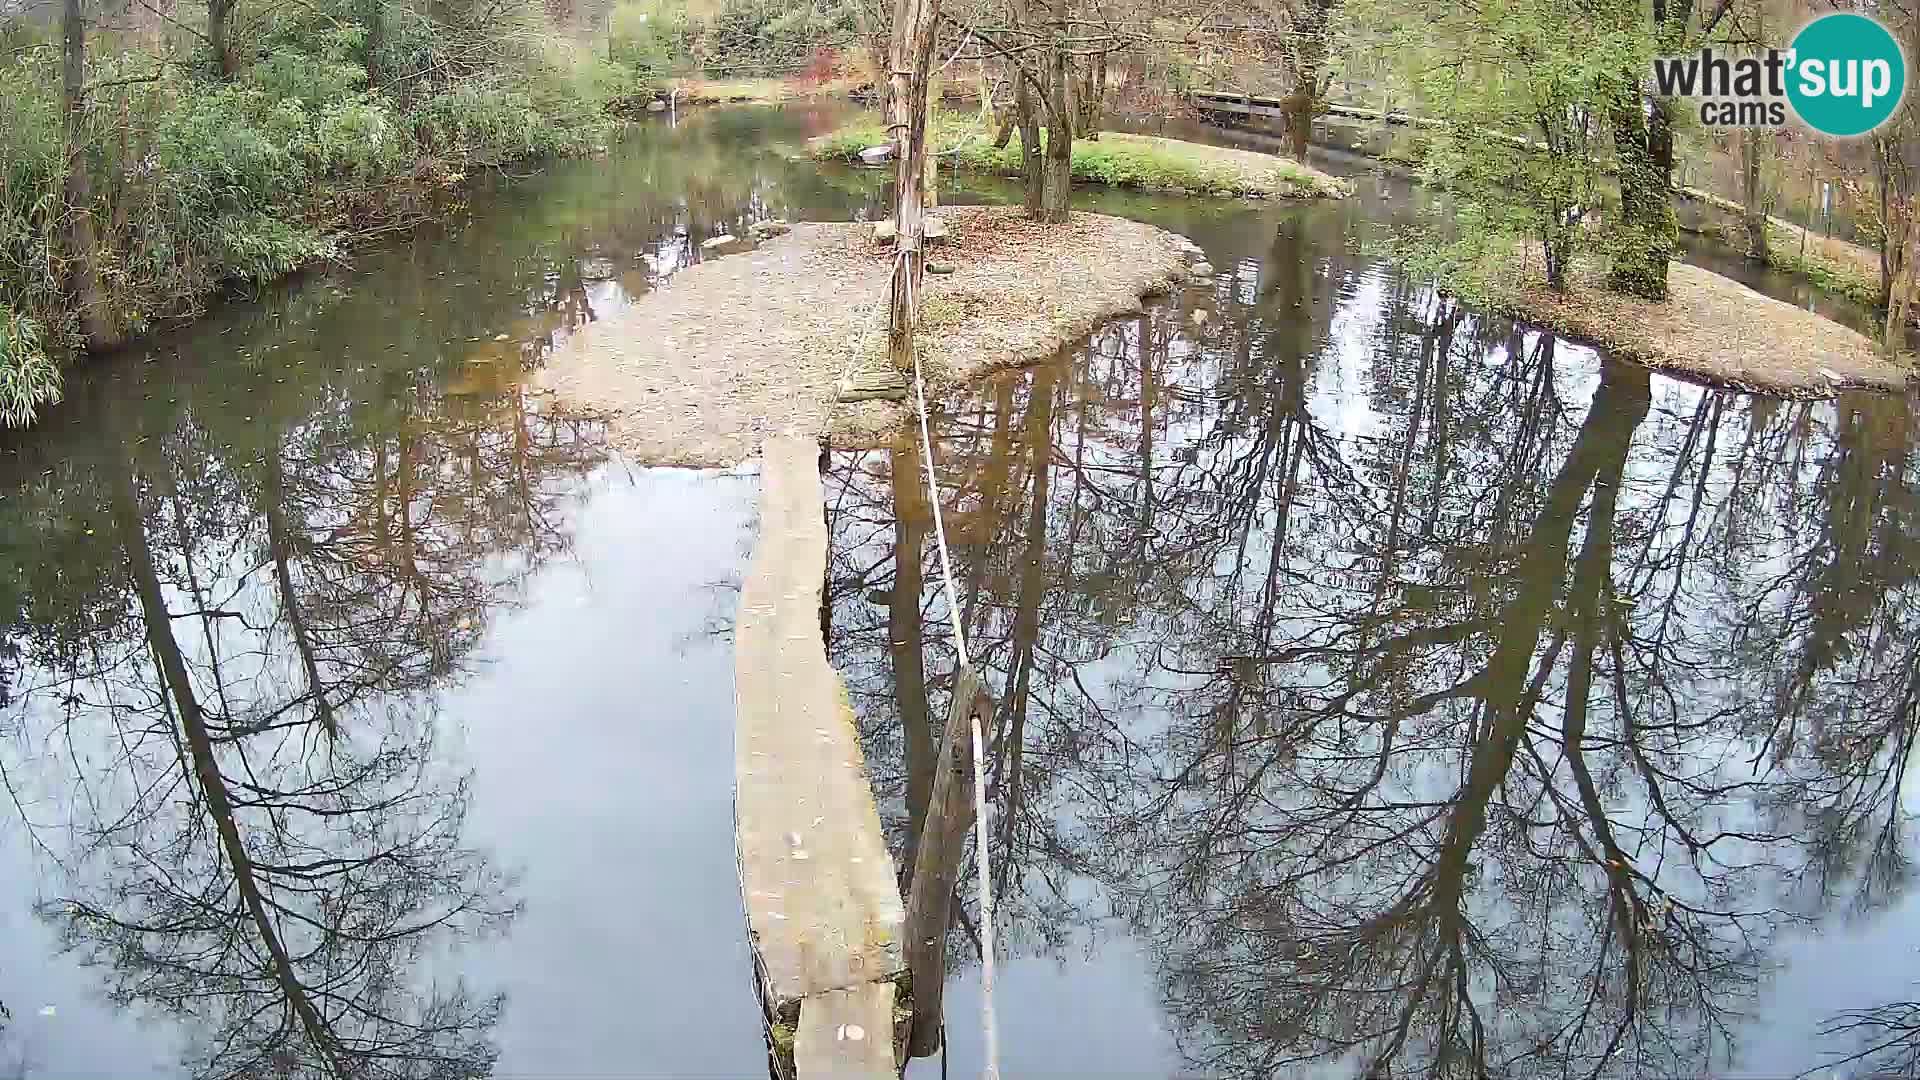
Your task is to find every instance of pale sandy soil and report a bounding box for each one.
[536,206,1191,467]
[1478,251,1912,397]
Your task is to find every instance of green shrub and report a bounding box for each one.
[610,0,690,85]
[208,213,338,284]
[250,49,371,109]
[155,87,311,213]
[310,99,410,178]
[526,38,629,118]
[0,0,615,427]
[0,307,62,427]
[696,0,850,73]
[409,83,582,163]
[0,57,66,326]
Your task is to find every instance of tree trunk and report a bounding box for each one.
[1041,42,1072,224]
[208,0,236,77]
[1284,0,1332,159]
[359,0,384,86]
[1742,128,1767,260]
[883,0,941,373]
[891,440,934,858]
[1014,70,1043,218]
[1075,53,1105,140]
[110,439,350,1078]
[1877,134,1911,311]
[1543,217,1572,290]
[923,73,938,208]
[62,0,118,352]
[1885,199,1920,355]
[1607,92,1676,300]
[903,667,994,1058]
[263,446,338,740]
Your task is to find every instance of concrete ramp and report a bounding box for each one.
[735,437,904,1078]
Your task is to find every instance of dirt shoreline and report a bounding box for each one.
[537,206,1192,467]
[1470,252,1912,398]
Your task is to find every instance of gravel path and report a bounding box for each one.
[537,207,1191,467]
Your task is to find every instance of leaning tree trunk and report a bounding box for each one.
[1041,42,1073,223]
[62,0,118,352]
[1608,90,1677,300]
[883,0,941,373]
[903,668,993,1058]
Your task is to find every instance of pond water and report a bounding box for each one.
[0,104,1915,1079]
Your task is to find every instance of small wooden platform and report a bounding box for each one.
[735,436,905,1078]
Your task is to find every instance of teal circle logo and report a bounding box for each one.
[1787,13,1906,136]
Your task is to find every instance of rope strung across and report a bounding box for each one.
[901,247,1003,1080]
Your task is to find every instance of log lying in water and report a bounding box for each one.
[903,665,995,1059]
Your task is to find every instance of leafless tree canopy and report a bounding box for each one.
[826,203,1920,1078]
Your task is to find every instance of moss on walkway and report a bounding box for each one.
[1460,250,1910,397]
[808,118,1350,200]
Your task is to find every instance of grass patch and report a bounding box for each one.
[1763,220,1885,307]
[1449,245,1908,397]
[808,116,1349,199]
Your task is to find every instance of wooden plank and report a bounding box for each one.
[1196,98,1293,121]
[736,437,907,1009]
[903,666,994,1058]
[794,983,898,1080]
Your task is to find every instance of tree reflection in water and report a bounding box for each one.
[1,363,604,1078]
[824,227,1920,1077]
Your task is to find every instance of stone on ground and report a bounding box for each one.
[701,234,753,256]
[869,215,948,246]
[793,983,897,1080]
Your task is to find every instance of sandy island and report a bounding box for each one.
[1473,251,1913,398]
[537,206,1191,467]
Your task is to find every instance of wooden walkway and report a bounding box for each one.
[1190,88,1755,220]
[1192,88,1437,128]
[735,437,905,1079]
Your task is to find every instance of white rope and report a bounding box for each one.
[901,248,1001,1080]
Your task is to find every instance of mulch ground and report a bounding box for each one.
[1477,250,1912,397]
[536,206,1191,467]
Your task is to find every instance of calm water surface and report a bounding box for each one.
[1,105,1915,1079]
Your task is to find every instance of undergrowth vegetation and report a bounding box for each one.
[0,0,866,427]
[809,116,1348,198]
[0,0,648,425]
[608,0,858,84]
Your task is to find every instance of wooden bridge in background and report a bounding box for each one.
[1190,88,1439,128]
[1191,88,1752,220]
